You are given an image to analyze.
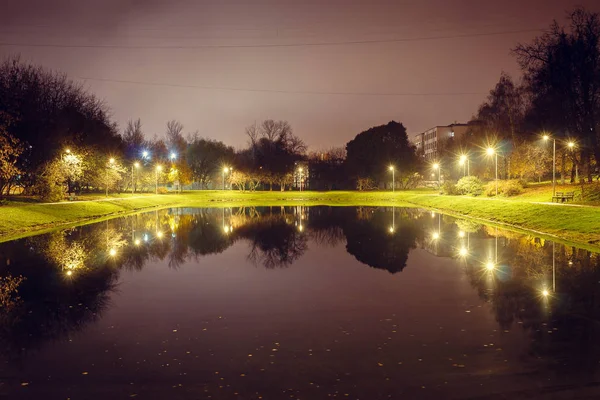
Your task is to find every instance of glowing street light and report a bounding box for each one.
[432,231,440,240]
[389,165,395,192]
[459,247,468,257]
[458,230,465,238]
[109,248,117,257]
[297,166,306,191]
[486,147,498,196]
[132,162,140,194]
[223,167,231,190]
[459,154,470,177]
[542,289,550,298]
[65,148,71,154]
[142,150,149,159]
[485,261,495,271]
[155,165,163,194]
[432,163,441,190]
[567,141,578,182]
[170,152,177,161]
[106,157,116,197]
[542,134,556,197]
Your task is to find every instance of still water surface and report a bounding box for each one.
[1,206,599,399]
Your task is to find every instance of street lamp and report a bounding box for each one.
[298,167,304,191]
[142,150,149,159]
[459,154,469,177]
[486,147,498,196]
[170,152,177,161]
[132,162,140,194]
[106,158,115,197]
[432,163,440,189]
[542,135,556,197]
[223,167,229,190]
[155,165,162,194]
[389,165,395,192]
[568,141,578,182]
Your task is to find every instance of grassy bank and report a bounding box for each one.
[0,189,599,249]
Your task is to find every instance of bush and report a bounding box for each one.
[484,179,523,197]
[502,180,523,196]
[455,176,483,196]
[441,180,459,195]
[157,187,168,194]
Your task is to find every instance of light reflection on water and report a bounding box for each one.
[1,206,599,399]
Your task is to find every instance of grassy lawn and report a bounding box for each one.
[0,186,599,249]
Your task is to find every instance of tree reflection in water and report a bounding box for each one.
[0,205,600,376]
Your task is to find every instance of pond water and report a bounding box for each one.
[1,206,600,399]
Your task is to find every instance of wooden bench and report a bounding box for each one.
[552,191,574,203]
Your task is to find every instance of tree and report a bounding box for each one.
[0,56,122,193]
[0,119,23,198]
[122,119,145,159]
[345,121,419,187]
[187,136,234,189]
[243,120,306,190]
[514,8,600,182]
[468,73,527,179]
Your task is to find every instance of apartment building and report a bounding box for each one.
[412,123,469,160]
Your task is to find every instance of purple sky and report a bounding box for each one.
[1,0,599,150]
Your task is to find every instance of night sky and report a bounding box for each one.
[1,0,598,149]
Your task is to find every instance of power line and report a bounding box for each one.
[0,28,545,50]
[75,76,487,97]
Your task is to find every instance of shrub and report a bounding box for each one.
[455,176,483,196]
[356,177,376,191]
[484,181,498,197]
[502,180,523,196]
[484,179,523,197]
[441,180,459,195]
[157,187,168,194]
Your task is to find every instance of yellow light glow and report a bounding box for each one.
[134,162,140,168]
[223,226,230,233]
[134,239,141,246]
[542,289,549,297]
[224,167,229,172]
[458,231,465,238]
[156,165,163,171]
[298,224,304,232]
[388,165,394,171]
[432,232,440,240]
[109,248,117,257]
[66,270,73,276]
[459,247,468,257]
[486,147,495,156]
[65,148,71,154]
[459,155,467,165]
[109,158,115,164]
[542,134,550,141]
[433,163,439,170]
[156,231,164,238]
[389,226,395,233]
[568,141,575,148]
[486,261,495,271]
[431,212,435,218]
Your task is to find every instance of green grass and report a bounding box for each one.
[0,187,599,250]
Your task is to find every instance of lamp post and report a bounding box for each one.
[486,147,498,196]
[568,141,577,183]
[389,165,395,192]
[155,165,162,194]
[132,162,140,194]
[433,163,440,189]
[543,135,556,197]
[298,167,304,191]
[106,158,115,197]
[459,155,469,177]
[223,167,229,190]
